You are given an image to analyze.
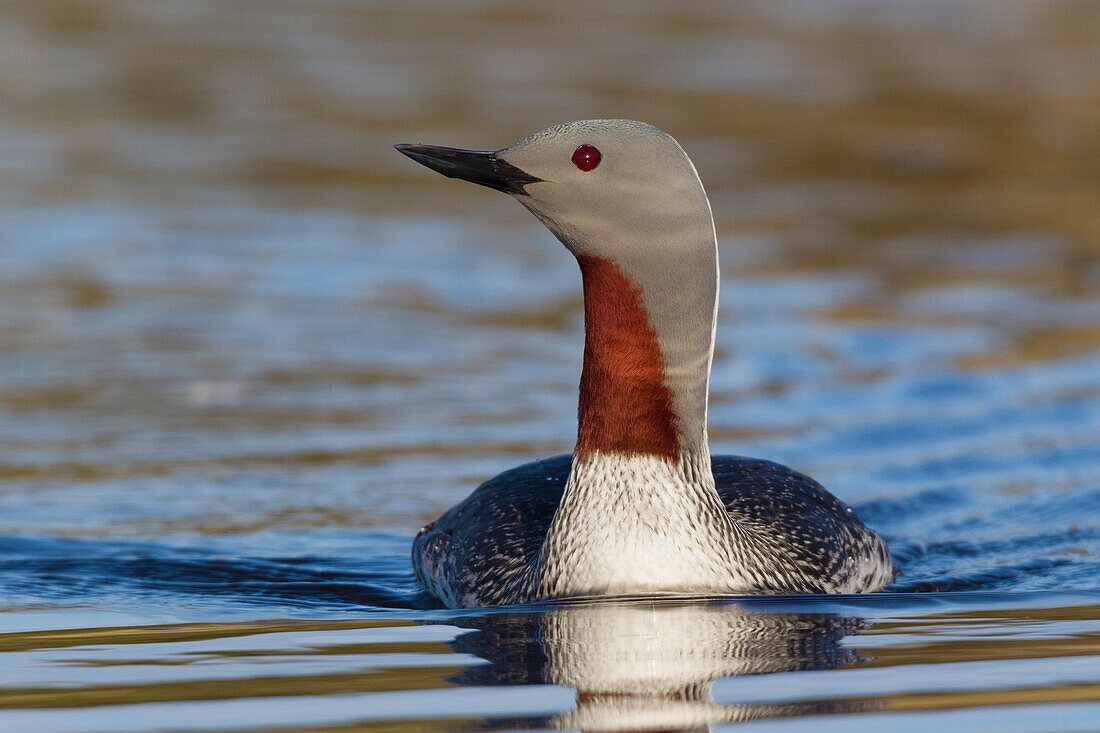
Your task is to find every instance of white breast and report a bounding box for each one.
[535,451,753,598]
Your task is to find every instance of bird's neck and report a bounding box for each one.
[574,253,716,461]
[574,255,681,460]
[533,251,729,599]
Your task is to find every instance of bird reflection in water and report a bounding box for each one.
[446,598,879,731]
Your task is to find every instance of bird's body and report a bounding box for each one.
[398,120,895,608]
[414,455,893,608]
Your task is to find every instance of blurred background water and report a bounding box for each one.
[1,0,1099,730]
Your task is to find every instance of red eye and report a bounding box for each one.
[571,145,601,172]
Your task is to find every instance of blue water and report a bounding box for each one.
[3,443,1100,614]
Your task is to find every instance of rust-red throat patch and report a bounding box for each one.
[575,256,679,460]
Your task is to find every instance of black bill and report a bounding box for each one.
[395,144,542,195]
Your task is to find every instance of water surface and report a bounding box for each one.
[1,0,1099,730]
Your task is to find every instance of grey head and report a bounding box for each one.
[397,120,719,457]
[396,120,714,262]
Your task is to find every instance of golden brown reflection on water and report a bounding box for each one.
[0,600,1098,730]
[0,617,461,709]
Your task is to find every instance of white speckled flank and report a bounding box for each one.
[400,120,896,608]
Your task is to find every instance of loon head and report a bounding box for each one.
[396,120,714,264]
[397,120,719,461]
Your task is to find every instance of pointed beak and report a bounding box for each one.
[395,144,542,195]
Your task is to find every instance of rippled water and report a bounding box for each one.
[1,0,1099,730]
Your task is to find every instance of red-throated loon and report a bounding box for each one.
[397,120,895,609]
